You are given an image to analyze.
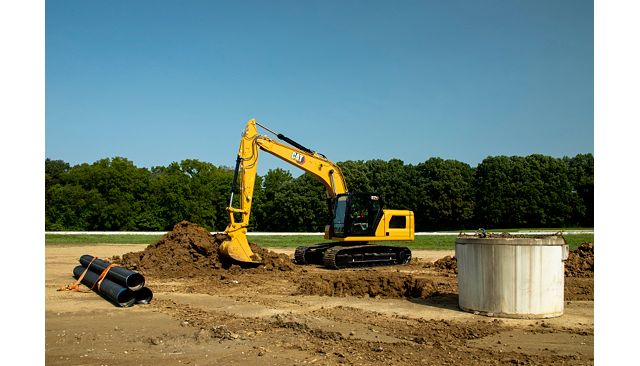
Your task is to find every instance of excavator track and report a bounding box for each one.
[322,245,412,269]
[294,243,336,265]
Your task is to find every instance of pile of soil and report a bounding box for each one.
[248,242,297,272]
[426,255,458,274]
[564,242,594,278]
[295,272,457,299]
[113,221,296,278]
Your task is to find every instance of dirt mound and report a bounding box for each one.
[249,242,297,272]
[113,221,296,277]
[295,272,457,299]
[564,242,594,278]
[425,255,458,274]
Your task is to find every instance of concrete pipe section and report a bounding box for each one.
[455,234,568,319]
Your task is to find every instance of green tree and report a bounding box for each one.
[252,168,294,231]
[148,162,190,229]
[565,153,594,226]
[149,159,233,231]
[46,158,152,230]
[270,173,328,232]
[365,159,414,210]
[474,155,573,228]
[45,153,592,232]
[338,160,373,193]
[45,184,103,230]
[412,158,475,230]
[45,158,70,190]
[339,159,417,214]
[45,159,73,230]
[76,157,152,230]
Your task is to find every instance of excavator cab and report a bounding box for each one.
[330,193,384,238]
[327,192,414,243]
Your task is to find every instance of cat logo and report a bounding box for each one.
[291,151,306,165]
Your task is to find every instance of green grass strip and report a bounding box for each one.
[45,234,164,245]
[46,233,593,250]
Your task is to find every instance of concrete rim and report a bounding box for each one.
[455,236,566,246]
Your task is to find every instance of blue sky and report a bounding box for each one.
[46,0,593,175]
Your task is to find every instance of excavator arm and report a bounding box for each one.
[220,119,348,263]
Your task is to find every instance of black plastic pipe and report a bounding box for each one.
[73,265,136,307]
[79,255,145,291]
[135,287,153,304]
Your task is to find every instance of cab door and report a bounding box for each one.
[345,193,384,237]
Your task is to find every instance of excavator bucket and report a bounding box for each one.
[219,233,262,264]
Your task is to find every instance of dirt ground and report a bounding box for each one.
[46,227,594,366]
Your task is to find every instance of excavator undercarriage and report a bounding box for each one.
[294,243,412,269]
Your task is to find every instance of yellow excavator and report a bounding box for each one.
[220,119,414,269]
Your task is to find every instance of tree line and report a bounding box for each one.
[45,153,593,232]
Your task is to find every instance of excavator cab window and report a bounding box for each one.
[331,193,384,237]
[332,196,348,237]
[349,195,370,234]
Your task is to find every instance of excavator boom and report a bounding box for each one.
[220,119,348,263]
